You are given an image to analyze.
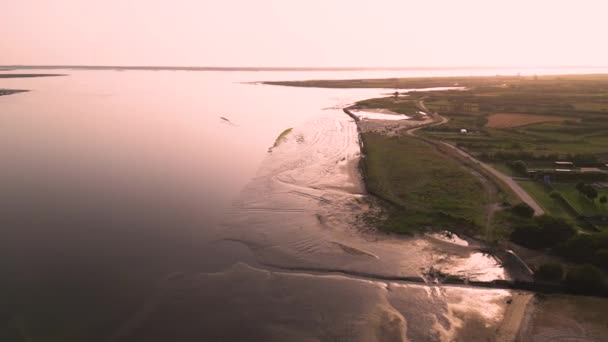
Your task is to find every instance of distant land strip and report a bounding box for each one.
[0,73,66,78]
[0,89,29,96]
[2,65,608,72]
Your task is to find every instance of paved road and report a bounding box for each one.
[408,101,545,216]
[438,142,545,216]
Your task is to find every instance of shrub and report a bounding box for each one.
[555,234,596,262]
[594,249,608,269]
[550,191,563,200]
[555,231,608,269]
[507,160,528,175]
[571,154,600,167]
[565,264,606,294]
[576,182,599,200]
[510,215,576,249]
[511,202,534,218]
[535,262,564,281]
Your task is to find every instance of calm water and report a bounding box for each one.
[1,67,607,341]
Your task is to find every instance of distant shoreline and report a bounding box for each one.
[0,73,64,96]
[0,89,28,96]
[0,73,66,78]
[3,65,608,72]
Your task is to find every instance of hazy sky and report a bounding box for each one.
[3,0,608,67]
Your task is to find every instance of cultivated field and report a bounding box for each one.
[486,113,570,128]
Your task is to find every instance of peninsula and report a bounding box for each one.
[268,74,608,296]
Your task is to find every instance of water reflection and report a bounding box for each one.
[2,68,604,340]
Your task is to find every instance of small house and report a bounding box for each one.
[460,129,468,134]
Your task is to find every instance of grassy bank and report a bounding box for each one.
[516,180,570,218]
[361,132,488,234]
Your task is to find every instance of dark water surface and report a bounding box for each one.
[2,68,607,341]
[0,69,396,340]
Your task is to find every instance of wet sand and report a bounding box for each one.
[116,264,519,342]
[518,294,608,342]
[495,292,534,341]
[220,109,507,283]
[109,100,528,341]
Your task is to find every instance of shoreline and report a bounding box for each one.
[343,102,537,341]
[342,103,608,298]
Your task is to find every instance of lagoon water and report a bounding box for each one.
[2,67,607,341]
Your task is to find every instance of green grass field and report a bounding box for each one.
[553,184,608,216]
[361,132,489,234]
[517,180,573,219]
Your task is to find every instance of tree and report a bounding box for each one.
[511,215,576,248]
[536,215,577,244]
[555,231,608,268]
[550,191,563,200]
[508,160,528,176]
[535,262,564,281]
[577,183,599,201]
[512,202,534,218]
[572,154,599,167]
[595,249,608,269]
[565,264,605,294]
[599,195,607,205]
[576,182,585,194]
[585,185,598,201]
[510,215,576,249]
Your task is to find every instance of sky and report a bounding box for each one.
[3,0,608,67]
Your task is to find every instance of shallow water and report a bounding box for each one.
[351,109,410,120]
[1,67,606,340]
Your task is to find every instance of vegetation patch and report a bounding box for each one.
[516,181,573,220]
[360,132,488,234]
[0,89,28,96]
[354,97,423,117]
[272,128,293,148]
[510,215,577,249]
[553,183,608,216]
[535,262,564,282]
[564,264,606,294]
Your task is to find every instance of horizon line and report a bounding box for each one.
[3,65,608,72]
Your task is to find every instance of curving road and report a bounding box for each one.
[408,100,544,216]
